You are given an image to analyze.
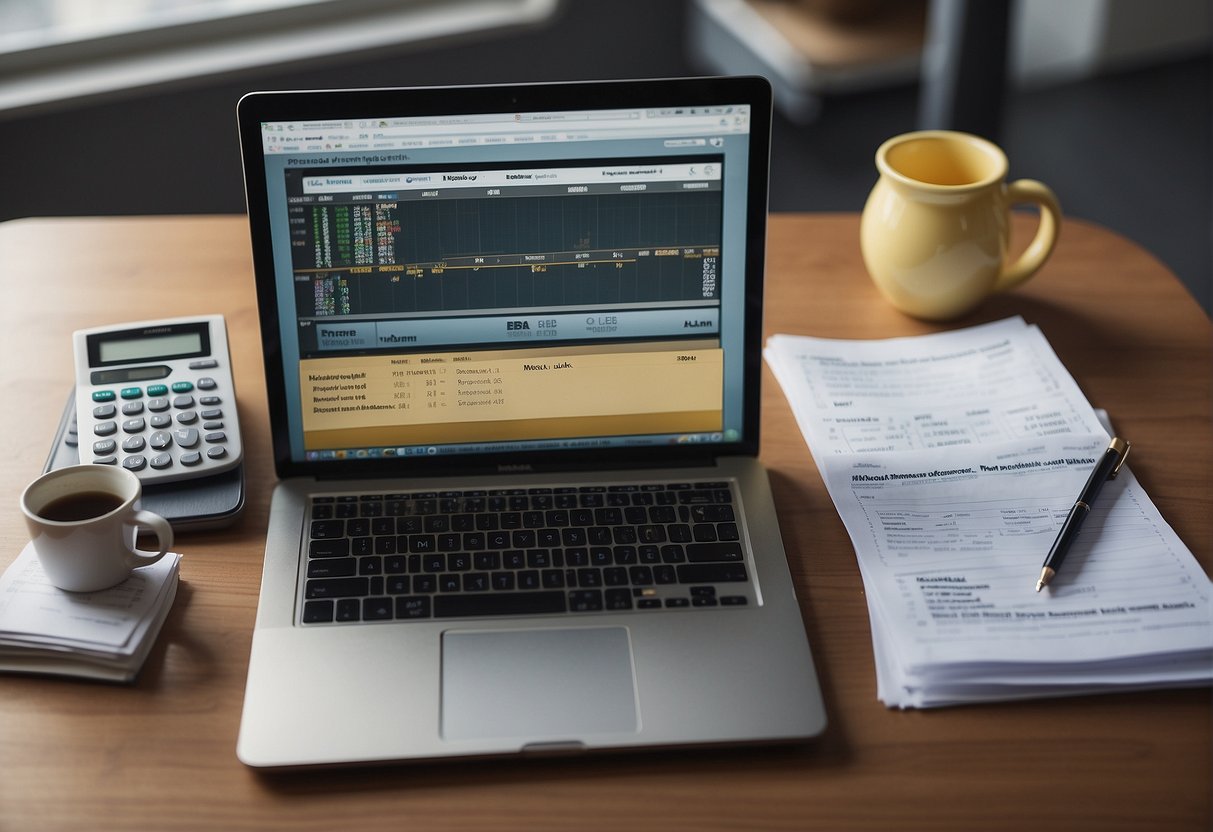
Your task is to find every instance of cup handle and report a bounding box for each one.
[995,179,1062,292]
[125,509,173,569]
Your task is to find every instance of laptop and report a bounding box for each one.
[235,76,826,767]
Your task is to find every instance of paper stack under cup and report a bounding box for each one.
[0,543,181,683]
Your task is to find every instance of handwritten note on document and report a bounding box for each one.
[766,318,1212,707]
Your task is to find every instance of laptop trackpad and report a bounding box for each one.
[441,627,639,741]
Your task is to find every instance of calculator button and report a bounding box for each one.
[150,453,173,470]
[171,381,194,393]
[147,397,170,412]
[172,394,195,409]
[206,446,228,460]
[197,377,217,390]
[150,431,173,450]
[122,418,145,433]
[174,428,200,448]
[122,436,146,453]
[94,421,117,436]
[200,408,222,420]
[95,457,117,465]
[147,384,169,397]
[176,411,199,425]
[180,451,202,466]
[120,387,143,399]
[92,404,117,419]
[189,359,218,370]
[93,439,117,455]
[199,396,221,406]
[121,401,144,416]
[150,413,172,428]
[205,431,227,444]
[122,456,147,471]
[203,421,224,430]
[92,390,116,403]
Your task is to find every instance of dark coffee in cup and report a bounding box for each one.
[38,491,126,523]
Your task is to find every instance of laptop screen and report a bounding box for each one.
[239,79,770,477]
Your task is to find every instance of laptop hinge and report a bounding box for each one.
[310,455,721,482]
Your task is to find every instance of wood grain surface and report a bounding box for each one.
[0,214,1207,831]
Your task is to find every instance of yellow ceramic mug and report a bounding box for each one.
[860,130,1061,320]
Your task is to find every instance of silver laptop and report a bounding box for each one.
[235,77,826,767]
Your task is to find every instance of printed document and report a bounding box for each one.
[766,318,1212,707]
[765,317,1107,457]
[823,436,1212,707]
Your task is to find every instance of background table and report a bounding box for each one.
[0,214,1208,831]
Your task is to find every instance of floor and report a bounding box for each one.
[0,1,1207,313]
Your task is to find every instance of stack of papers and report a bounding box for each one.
[765,317,1213,707]
[0,543,181,682]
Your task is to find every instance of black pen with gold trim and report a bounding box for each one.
[1036,436,1131,592]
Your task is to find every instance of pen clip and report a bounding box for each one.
[1109,438,1130,479]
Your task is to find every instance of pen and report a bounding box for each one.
[1036,436,1131,592]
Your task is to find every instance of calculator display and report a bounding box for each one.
[87,321,210,367]
[99,332,202,364]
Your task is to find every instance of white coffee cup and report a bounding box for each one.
[20,465,173,593]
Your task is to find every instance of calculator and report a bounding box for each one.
[73,315,244,485]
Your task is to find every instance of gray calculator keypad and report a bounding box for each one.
[88,379,232,475]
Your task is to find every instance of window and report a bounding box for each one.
[0,0,559,115]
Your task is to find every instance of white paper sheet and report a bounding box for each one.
[826,435,1212,652]
[765,317,1107,457]
[0,542,180,654]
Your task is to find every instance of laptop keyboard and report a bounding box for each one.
[299,481,753,624]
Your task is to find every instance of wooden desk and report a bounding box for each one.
[0,214,1208,831]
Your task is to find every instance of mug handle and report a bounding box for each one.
[995,179,1062,292]
[124,509,174,569]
